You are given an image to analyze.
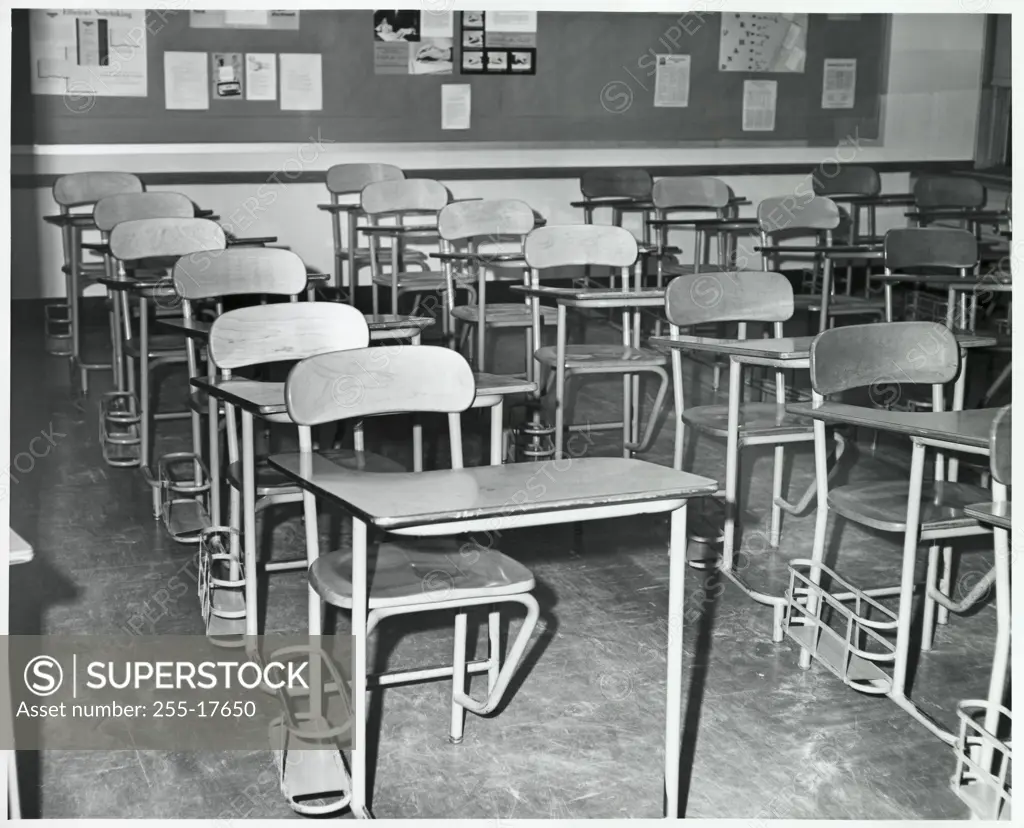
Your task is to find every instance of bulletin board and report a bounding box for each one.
[11,10,889,147]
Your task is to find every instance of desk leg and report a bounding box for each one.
[348,212,358,307]
[412,332,423,472]
[241,411,258,636]
[554,304,567,459]
[664,504,688,818]
[477,267,488,373]
[891,440,926,704]
[208,367,221,527]
[490,399,504,466]
[721,357,741,569]
[350,518,369,816]
[981,483,1010,772]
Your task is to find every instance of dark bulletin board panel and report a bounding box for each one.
[11,10,889,146]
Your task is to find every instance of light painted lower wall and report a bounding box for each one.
[10,13,985,300]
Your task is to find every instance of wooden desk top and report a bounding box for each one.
[157,317,212,339]
[268,453,717,531]
[571,197,655,210]
[510,284,665,308]
[194,365,531,418]
[963,501,1011,531]
[651,331,997,362]
[755,244,884,258]
[647,216,758,230]
[786,403,1001,448]
[163,313,434,342]
[905,208,1010,222]
[9,529,34,565]
[650,334,814,362]
[359,225,440,238]
[317,203,364,214]
[873,272,1013,290]
[837,193,916,206]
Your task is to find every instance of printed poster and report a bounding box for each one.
[164,51,208,110]
[29,9,148,97]
[742,80,777,132]
[279,53,322,111]
[460,11,536,75]
[245,53,277,101]
[374,10,452,75]
[211,52,243,100]
[822,59,857,109]
[653,55,690,108]
[442,84,471,130]
[719,13,807,73]
[190,11,299,29]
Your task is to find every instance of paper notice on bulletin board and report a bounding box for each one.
[653,55,690,108]
[822,59,857,109]
[191,10,299,29]
[742,80,777,131]
[29,9,148,97]
[245,54,276,101]
[442,84,471,130]
[719,13,807,73]
[164,51,208,110]
[460,11,536,75]
[211,52,243,100]
[279,53,322,111]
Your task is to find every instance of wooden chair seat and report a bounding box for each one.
[309,537,535,610]
[452,302,557,327]
[124,333,187,360]
[535,343,668,370]
[828,479,991,533]
[338,246,427,262]
[226,449,407,497]
[473,372,538,398]
[187,389,226,417]
[681,402,813,441]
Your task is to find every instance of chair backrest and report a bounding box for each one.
[809,322,960,397]
[580,168,653,200]
[209,303,370,371]
[285,345,476,426]
[914,175,986,209]
[811,165,881,198]
[524,224,637,269]
[93,192,195,233]
[758,196,841,234]
[173,247,309,301]
[437,199,536,242]
[652,177,731,211]
[360,178,451,216]
[665,271,794,327]
[990,405,1011,486]
[109,218,226,261]
[884,228,978,271]
[53,172,144,208]
[326,163,405,196]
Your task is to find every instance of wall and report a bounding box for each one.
[10,13,986,300]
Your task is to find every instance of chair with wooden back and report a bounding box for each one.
[524,224,670,457]
[200,294,374,647]
[362,178,461,331]
[758,194,886,332]
[794,323,992,682]
[811,164,883,297]
[663,272,831,631]
[578,168,656,287]
[279,345,539,814]
[108,217,226,522]
[93,191,197,467]
[436,198,552,374]
[47,171,145,386]
[317,163,429,304]
[882,227,978,328]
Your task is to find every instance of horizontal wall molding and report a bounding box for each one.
[11,160,975,189]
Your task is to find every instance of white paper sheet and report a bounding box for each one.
[164,51,209,110]
[279,53,322,111]
[742,80,777,132]
[822,58,857,109]
[442,84,471,130]
[225,10,269,27]
[245,53,277,101]
[30,9,148,97]
[421,10,454,38]
[653,55,690,108]
[719,12,807,73]
[487,12,537,32]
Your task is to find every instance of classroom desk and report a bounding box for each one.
[193,364,537,638]
[648,331,997,637]
[266,448,717,817]
[784,404,1005,744]
[6,529,32,820]
[872,271,1013,330]
[963,501,1011,531]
